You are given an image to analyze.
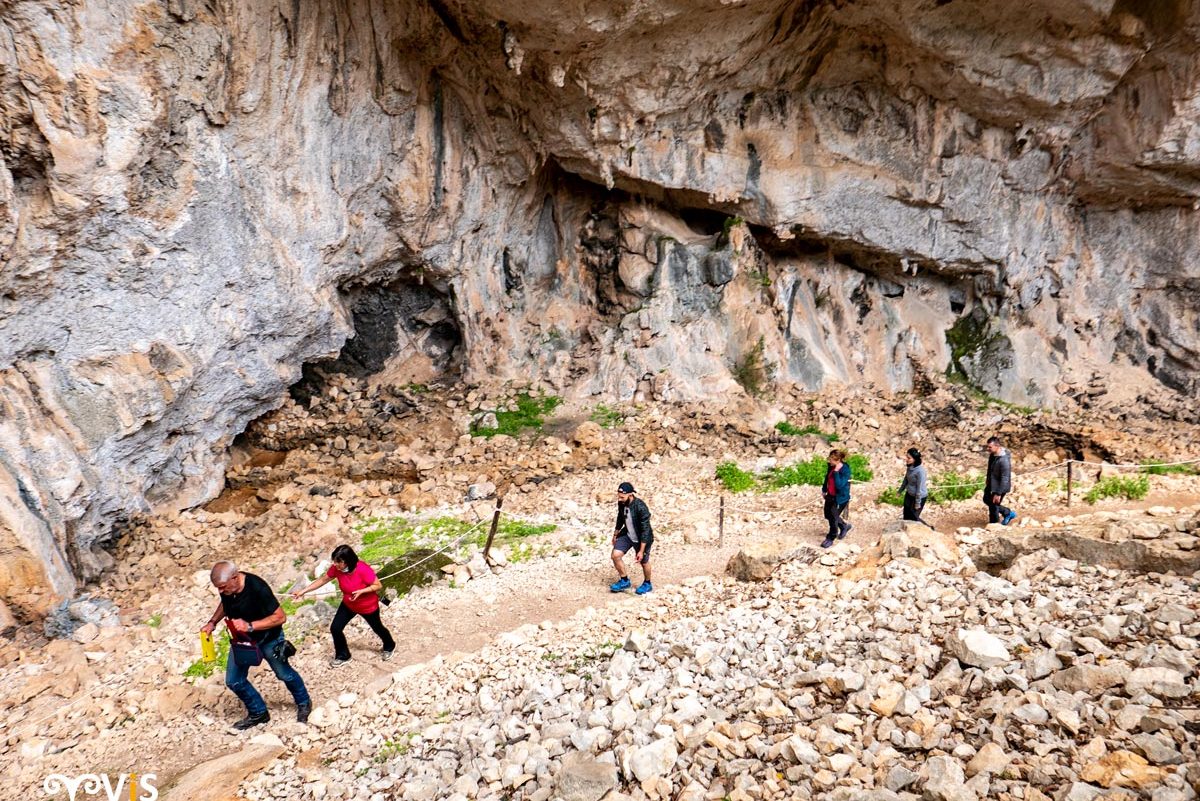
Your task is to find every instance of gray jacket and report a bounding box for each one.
[986,449,1013,495]
[902,464,928,499]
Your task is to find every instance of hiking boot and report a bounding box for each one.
[381,649,395,662]
[232,711,270,731]
[837,523,853,540]
[610,577,631,592]
[296,703,311,724]
[635,581,653,595]
[1002,511,1017,526]
[821,538,834,549]
[329,657,351,668]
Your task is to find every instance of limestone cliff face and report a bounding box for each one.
[2,0,1198,616]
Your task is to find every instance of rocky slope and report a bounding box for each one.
[3,1,1200,616]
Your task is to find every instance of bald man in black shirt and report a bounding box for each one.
[202,560,311,729]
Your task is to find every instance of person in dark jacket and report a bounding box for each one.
[900,447,933,528]
[985,436,1017,525]
[611,481,654,595]
[821,449,852,548]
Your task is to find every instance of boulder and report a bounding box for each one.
[1050,664,1125,694]
[1125,667,1191,699]
[556,753,617,801]
[1079,750,1168,789]
[162,743,285,800]
[726,540,806,581]
[629,737,678,783]
[945,629,1010,669]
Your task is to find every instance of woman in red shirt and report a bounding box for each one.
[291,544,396,666]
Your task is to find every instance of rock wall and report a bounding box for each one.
[2,0,1199,616]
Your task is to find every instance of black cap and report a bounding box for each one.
[618,482,635,494]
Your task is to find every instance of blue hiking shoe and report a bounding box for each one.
[610,577,632,592]
[821,537,835,549]
[635,581,653,595]
[1002,511,1017,526]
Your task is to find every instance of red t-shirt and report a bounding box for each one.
[327,561,381,614]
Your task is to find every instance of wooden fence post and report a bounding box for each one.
[483,496,504,562]
[718,495,725,548]
[1066,461,1073,507]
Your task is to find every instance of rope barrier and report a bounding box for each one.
[1069,457,1200,469]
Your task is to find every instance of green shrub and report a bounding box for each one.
[765,456,829,489]
[1084,475,1149,504]
[280,596,315,617]
[471,393,562,437]
[376,734,415,762]
[715,462,757,493]
[846,454,874,482]
[927,471,985,504]
[184,630,230,679]
[878,471,984,507]
[733,338,775,397]
[1139,461,1199,476]
[774,421,839,442]
[766,454,872,489]
[590,404,624,428]
[145,613,162,628]
[356,515,556,569]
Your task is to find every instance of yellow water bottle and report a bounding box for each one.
[200,630,216,662]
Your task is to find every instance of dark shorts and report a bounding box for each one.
[613,535,651,563]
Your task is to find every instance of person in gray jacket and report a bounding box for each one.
[900,447,933,528]
[985,436,1017,525]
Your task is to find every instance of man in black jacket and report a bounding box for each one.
[611,481,654,595]
[985,436,1017,526]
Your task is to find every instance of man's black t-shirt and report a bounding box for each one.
[220,572,281,643]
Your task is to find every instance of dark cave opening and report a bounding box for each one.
[289,275,463,405]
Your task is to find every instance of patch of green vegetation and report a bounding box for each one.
[183,630,230,679]
[945,308,994,378]
[749,269,771,288]
[1084,475,1149,504]
[927,471,986,504]
[733,337,775,398]
[1139,461,1199,476]
[766,454,873,489]
[471,393,563,438]
[878,470,984,507]
[376,734,416,762]
[774,421,839,442]
[1043,477,1065,493]
[590,403,624,429]
[715,462,757,494]
[507,541,543,563]
[720,455,874,493]
[280,596,315,617]
[877,486,905,506]
[722,215,745,236]
[404,383,429,394]
[355,514,558,594]
[145,613,162,628]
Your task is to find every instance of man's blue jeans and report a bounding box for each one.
[224,630,309,715]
